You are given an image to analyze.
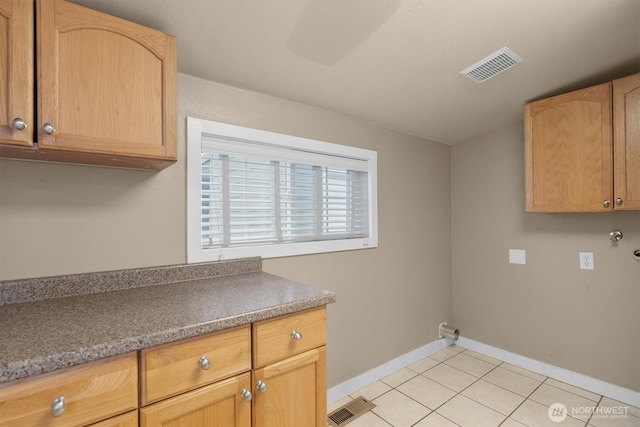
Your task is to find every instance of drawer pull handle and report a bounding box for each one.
[256,380,267,394]
[291,330,303,341]
[198,356,210,370]
[51,396,66,417]
[240,388,253,402]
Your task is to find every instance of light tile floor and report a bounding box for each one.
[328,345,640,427]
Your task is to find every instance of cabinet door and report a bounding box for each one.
[253,348,327,427]
[36,0,176,164]
[613,73,640,211]
[0,0,33,146]
[525,83,613,212]
[140,373,251,427]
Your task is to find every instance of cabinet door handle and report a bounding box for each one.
[43,123,56,135]
[616,198,623,206]
[603,200,610,208]
[51,396,66,417]
[291,330,303,341]
[256,380,267,394]
[12,118,27,131]
[198,356,210,370]
[240,388,253,402]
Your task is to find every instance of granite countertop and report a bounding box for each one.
[0,259,335,384]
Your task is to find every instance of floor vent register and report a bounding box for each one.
[327,396,376,427]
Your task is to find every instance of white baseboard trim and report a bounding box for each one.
[328,336,640,408]
[327,338,451,404]
[457,336,640,408]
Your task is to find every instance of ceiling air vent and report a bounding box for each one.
[461,47,523,83]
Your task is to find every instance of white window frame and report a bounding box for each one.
[187,117,378,263]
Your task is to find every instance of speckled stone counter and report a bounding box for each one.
[0,259,335,383]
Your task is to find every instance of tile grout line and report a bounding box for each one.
[341,345,637,427]
[499,379,547,426]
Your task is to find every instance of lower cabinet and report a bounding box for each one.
[0,352,138,427]
[0,306,327,427]
[140,373,251,427]
[253,348,327,427]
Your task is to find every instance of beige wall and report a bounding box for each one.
[451,122,640,391]
[3,71,636,392]
[0,73,452,388]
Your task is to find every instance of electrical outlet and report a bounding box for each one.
[579,252,594,270]
[438,322,447,338]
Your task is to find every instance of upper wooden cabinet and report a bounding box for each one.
[613,73,640,210]
[0,0,176,170]
[525,73,640,212]
[0,0,34,147]
[525,82,613,212]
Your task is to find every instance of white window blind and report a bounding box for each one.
[187,117,377,262]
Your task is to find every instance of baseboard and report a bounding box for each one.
[457,336,640,408]
[327,336,640,408]
[327,338,451,404]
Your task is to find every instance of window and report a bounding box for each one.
[187,117,378,263]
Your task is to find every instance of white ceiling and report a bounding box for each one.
[69,0,640,145]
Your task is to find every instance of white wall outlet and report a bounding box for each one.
[438,322,447,339]
[579,252,594,270]
[509,249,526,265]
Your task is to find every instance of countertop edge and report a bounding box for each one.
[0,292,336,384]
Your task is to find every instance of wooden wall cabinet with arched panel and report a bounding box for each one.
[525,73,640,212]
[0,0,176,171]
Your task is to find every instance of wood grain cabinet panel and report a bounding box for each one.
[0,0,34,147]
[140,373,251,427]
[525,72,640,212]
[0,352,138,427]
[252,307,327,427]
[525,83,613,212]
[140,326,251,406]
[613,73,640,210]
[252,348,327,427]
[253,307,326,368]
[0,0,177,170]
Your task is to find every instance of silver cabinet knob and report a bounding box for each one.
[291,330,303,341]
[603,200,610,208]
[616,198,623,206]
[51,396,66,417]
[256,380,267,394]
[43,123,56,135]
[198,356,210,370]
[12,118,27,131]
[240,388,253,402]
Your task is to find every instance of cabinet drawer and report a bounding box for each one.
[253,307,326,368]
[0,352,138,427]
[140,326,251,405]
